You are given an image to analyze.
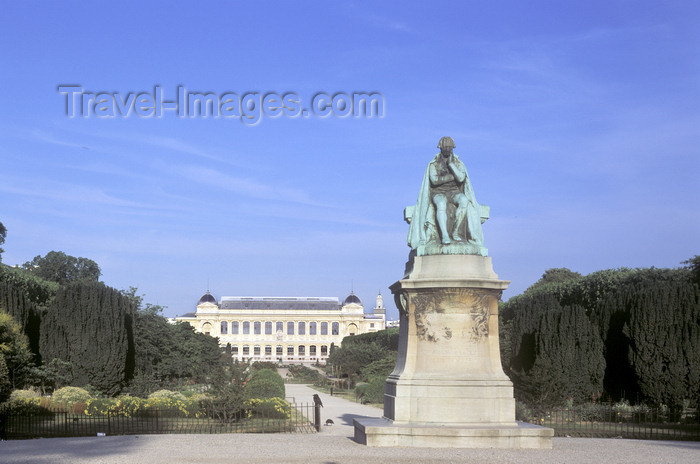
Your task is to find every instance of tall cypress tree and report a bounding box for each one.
[39,281,135,396]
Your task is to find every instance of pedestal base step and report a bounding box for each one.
[353,418,553,449]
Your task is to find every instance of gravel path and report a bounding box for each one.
[2,384,698,463]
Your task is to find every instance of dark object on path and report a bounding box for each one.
[325,419,334,426]
[330,387,334,396]
[313,394,324,407]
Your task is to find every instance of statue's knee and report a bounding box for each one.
[455,194,469,208]
[433,195,447,210]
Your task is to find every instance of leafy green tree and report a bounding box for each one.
[27,358,73,395]
[360,353,396,382]
[0,310,33,391]
[682,255,700,286]
[341,328,400,351]
[0,355,11,403]
[0,265,59,308]
[327,342,390,378]
[125,287,225,395]
[22,251,101,285]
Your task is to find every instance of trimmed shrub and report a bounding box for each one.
[245,397,291,419]
[148,389,186,401]
[52,386,92,407]
[244,369,285,400]
[0,397,55,416]
[84,398,120,416]
[9,389,41,401]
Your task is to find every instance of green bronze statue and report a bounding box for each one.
[405,136,489,256]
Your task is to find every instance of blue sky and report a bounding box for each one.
[1,1,698,320]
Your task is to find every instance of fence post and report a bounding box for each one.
[314,402,321,432]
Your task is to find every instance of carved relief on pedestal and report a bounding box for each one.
[407,287,500,343]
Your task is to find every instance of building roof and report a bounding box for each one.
[219,296,340,311]
[197,291,218,306]
[342,291,362,306]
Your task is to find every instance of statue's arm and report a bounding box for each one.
[429,162,453,186]
[448,158,466,183]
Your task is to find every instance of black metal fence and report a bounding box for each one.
[2,402,319,440]
[524,404,700,441]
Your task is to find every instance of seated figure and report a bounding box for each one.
[405,137,489,256]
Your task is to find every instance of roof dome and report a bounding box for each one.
[342,291,362,306]
[197,291,217,306]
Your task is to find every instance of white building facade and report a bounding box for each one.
[176,291,386,365]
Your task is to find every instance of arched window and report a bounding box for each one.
[287,345,294,356]
[298,345,305,355]
[232,346,239,355]
[332,322,339,335]
[287,321,295,335]
[254,345,261,355]
[265,345,272,355]
[220,321,228,334]
[321,322,328,335]
[243,321,250,334]
[348,323,358,336]
[321,345,328,356]
[202,322,212,336]
[254,321,261,335]
[232,321,239,334]
[298,322,305,335]
[276,345,283,356]
[276,321,284,332]
[265,321,273,334]
[310,345,317,355]
[309,322,317,335]
[242,345,250,355]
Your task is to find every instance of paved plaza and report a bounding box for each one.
[2,384,698,463]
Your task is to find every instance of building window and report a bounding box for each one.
[254,321,261,335]
[276,345,283,356]
[254,345,261,355]
[287,345,294,356]
[309,322,317,335]
[298,322,305,335]
[265,345,272,355]
[232,346,239,355]
[232,321,239,334]
[321,345,328,356]
[243,345,250,355]
[287,321,294,335]
[321,322,328,335]
[298,345,305,355]
[243,321,250,335]
[220,321,228,334]
[370,323,375,328]
[276,321,283,332]
[265,321,273,335]
[332,322,339,335]
[310,345,317,355]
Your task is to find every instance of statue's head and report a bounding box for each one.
[438,136,455,154]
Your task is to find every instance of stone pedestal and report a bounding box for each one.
[354,254,552,448]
